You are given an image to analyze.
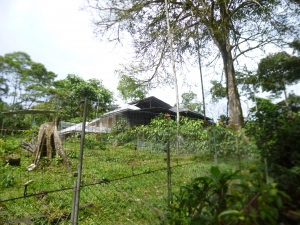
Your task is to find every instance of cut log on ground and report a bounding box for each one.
[20,141,36,154]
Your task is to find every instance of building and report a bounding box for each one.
[59,96,209,136]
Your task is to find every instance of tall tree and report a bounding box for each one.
[180,92,202,113]
[51,74,114,122]
[0,52,57,108]
[115,64,150,102]
[84,0,299,129]
[21,63,57,108]
[0,52,31,106]
[0,56,9,99]
[257,51,300,107]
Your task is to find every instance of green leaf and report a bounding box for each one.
[210,166,221,178]
[269,188,278,196]
[218,210,241,217]
[277,196,282,208]
[238,215,245,221]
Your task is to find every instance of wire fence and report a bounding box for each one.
[0,111,258,224]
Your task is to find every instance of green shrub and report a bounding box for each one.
[0,138,5,155]
[247,98,300,212]
[22,126,39,142]
[1,164,16,188]
[163,166,289,225]
[0,137,21,153]
[85,133,107,150]
[1,174,15,188]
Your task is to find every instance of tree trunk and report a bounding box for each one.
[196,32,206,125]
[221,47,244,129]
[213,39,243,129]
[207,3,244,129]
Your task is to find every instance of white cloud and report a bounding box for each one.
[0,0,130,101]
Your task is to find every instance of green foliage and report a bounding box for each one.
[37,157,51,169]
[1,164,16,188]
[124,141,136,149]
[108,114,258,155]
[164,166,289,225]
[109,114,177,151]
[116,64,151,102]
[257,51,300,95]
[206,121,259,158]
[1,174,15,188]
[1,135,257,224]
[117,74,146,101]
[85,133,107,150]
[0,101,8,125]
[0,138,5,155]
[0,52,59,130]
[290,39,300,55]
[0,52,57,109]
[235,69,260,100]
[210,80,227,102]
[51,74,114,121]
[84,0,300,128]
[52,155,63,165]
[22,125,39,142]
[67,150,78,159]
[0,136,21,153]
[179,92,202,113]
[276,93,300,112]
[108,119,132,145]
[246,97,300,215]
[247,97,300,167]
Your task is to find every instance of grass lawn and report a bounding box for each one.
[0,138,254,224]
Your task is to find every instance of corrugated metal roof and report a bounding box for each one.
[129,96,172,109]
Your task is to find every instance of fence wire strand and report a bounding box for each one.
[0,111,257,224]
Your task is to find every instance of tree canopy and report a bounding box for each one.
[0,52,115,127]
[179,92,202,113]
[115,64,151,102]
[50,74,114,122]
[84,0,300,129]
[0,52,57,109]
[257,51,300,107]
[257,51,300,94]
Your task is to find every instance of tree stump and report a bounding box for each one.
[27,117,70,171]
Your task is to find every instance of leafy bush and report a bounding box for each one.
[0,136,21,153]
[1,164,16,188]
[1,174,15,188]
[67,150,78,159]
[108,114,258,156]
[52,155,63,165]
[85,133,107,150]
[163,166,289,225]
[108,119,135,145]
[0,138,5,155]
[247,98,300,212]
[22,125,39,142]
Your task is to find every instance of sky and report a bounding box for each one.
[1,0,298,120]
[0,0,180,107]
[0,0,229,120]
